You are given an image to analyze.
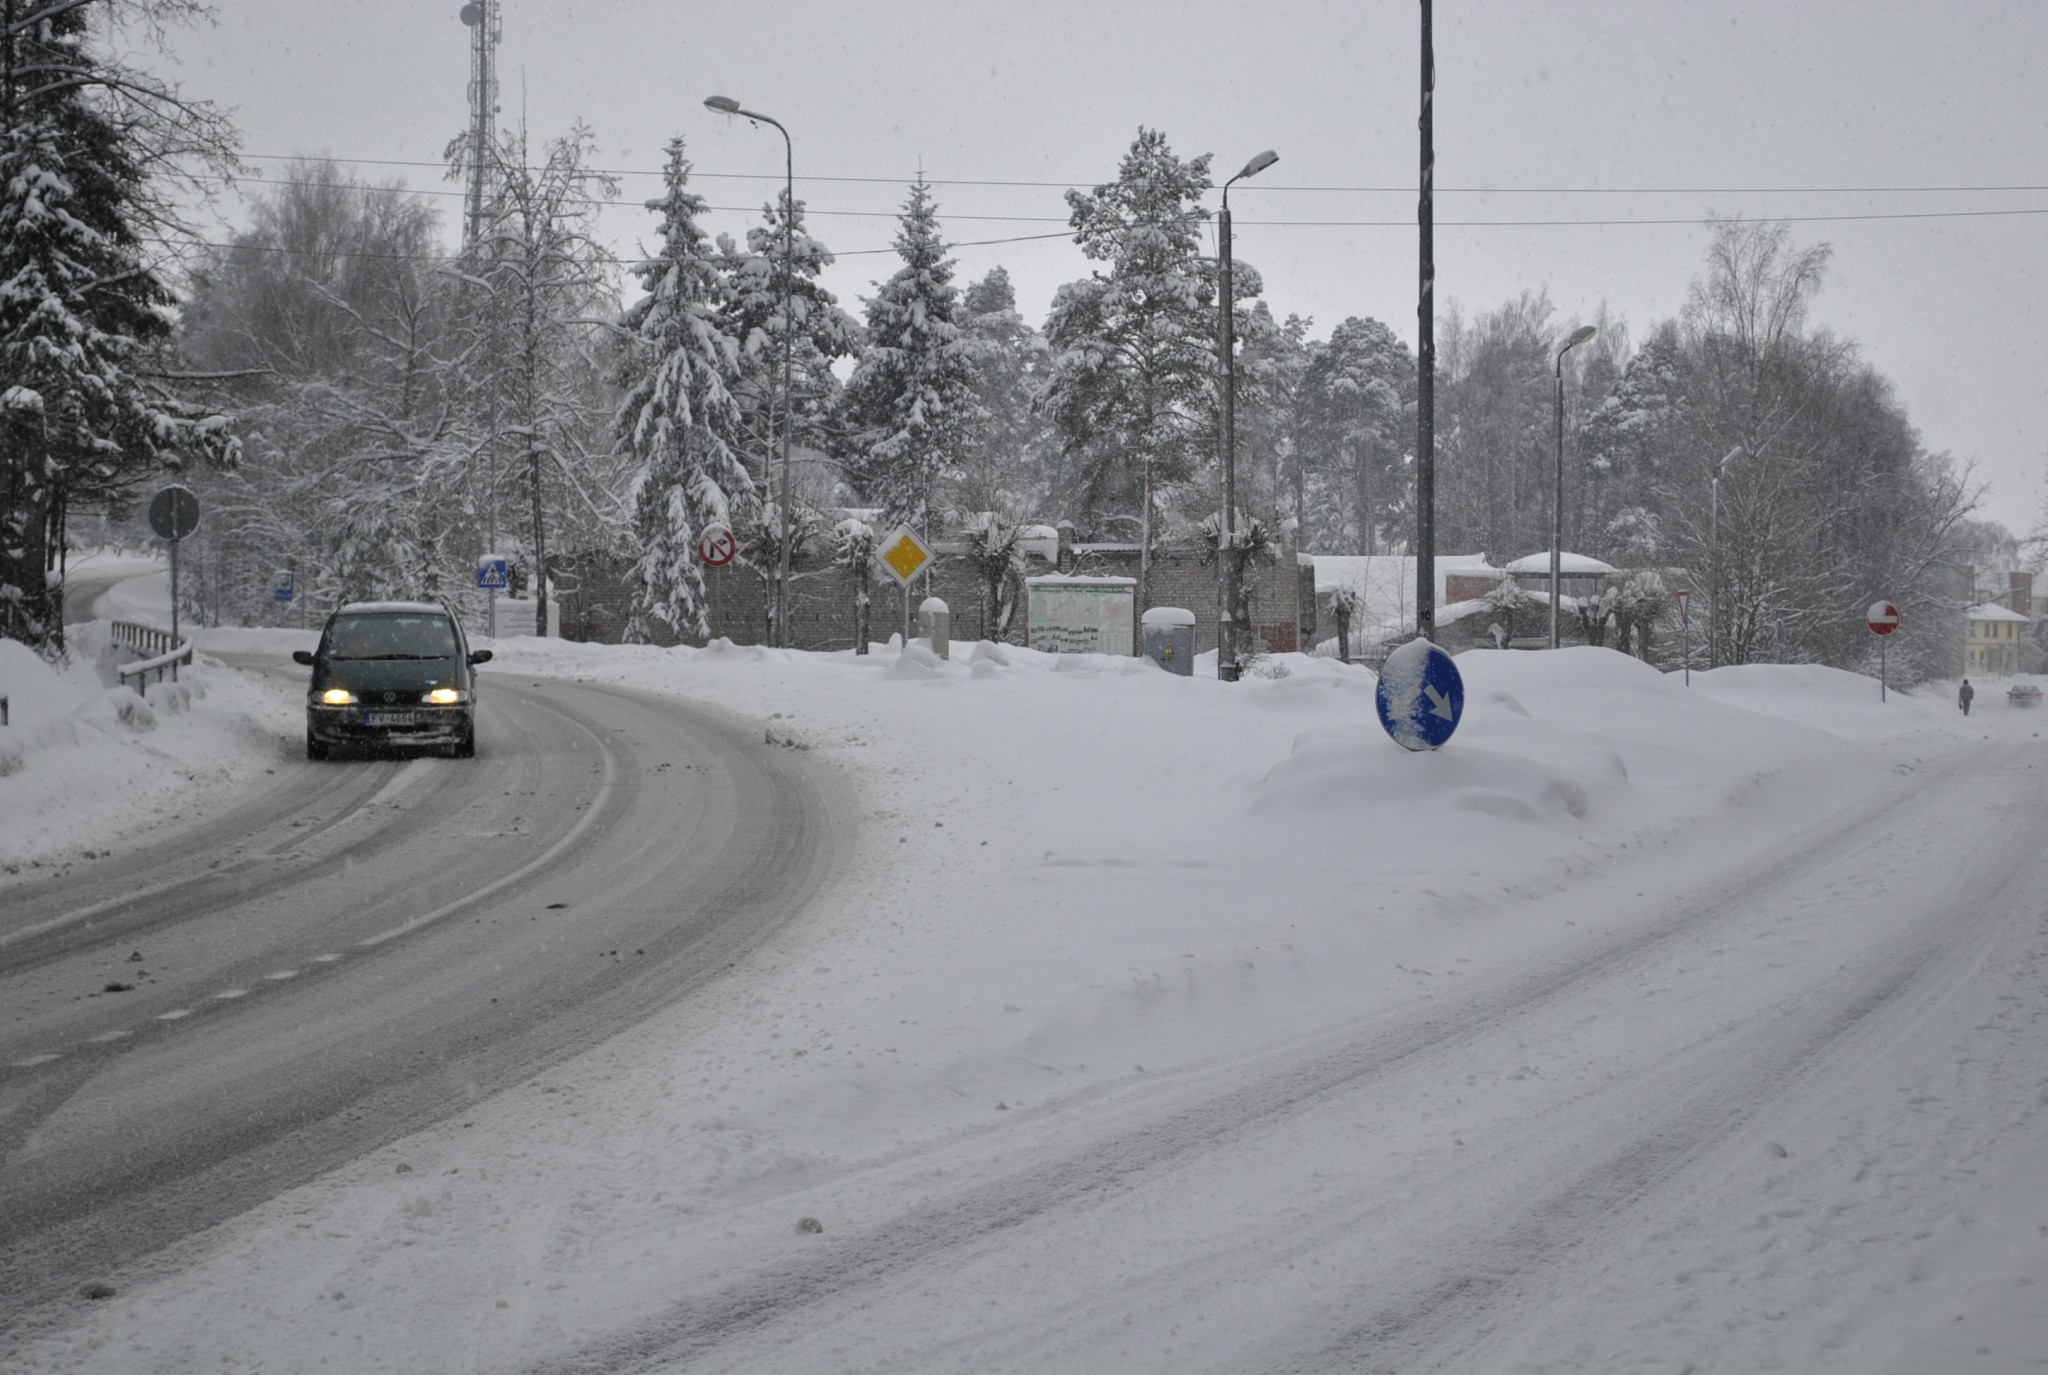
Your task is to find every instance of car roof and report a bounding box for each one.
[334,601,453,617]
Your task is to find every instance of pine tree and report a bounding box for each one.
[716,189,858,644]
[836,178,978,534]
[0,1,238,651]
[615,138,750,642]
[955,267,1050,516]
[1042,128,1215,610]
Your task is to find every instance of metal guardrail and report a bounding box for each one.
[111,619,192,693]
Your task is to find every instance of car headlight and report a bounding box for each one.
[319,687,357,706]
[426,687,469,705]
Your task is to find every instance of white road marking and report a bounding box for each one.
[86,1029,131,1043]
[158,1009,193,1021]
[266,970,299,981]
[213,988,249,1000]
[10,1054,60,1067]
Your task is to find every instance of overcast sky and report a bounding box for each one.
[158,1,2048,537]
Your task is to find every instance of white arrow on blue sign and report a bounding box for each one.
[1375,638,1465,751]
[477,555,510,590]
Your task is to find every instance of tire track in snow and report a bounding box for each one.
[542,739,2035,1374]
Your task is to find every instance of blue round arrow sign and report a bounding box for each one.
[1375,638,1465,751]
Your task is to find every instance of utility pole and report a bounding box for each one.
[460,1,501,636]
[1415,0,1437,644]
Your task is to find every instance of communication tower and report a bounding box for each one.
[458,1,500,252]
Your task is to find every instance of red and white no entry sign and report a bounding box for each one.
[697,522,737,567]
[1866,600,1900,635]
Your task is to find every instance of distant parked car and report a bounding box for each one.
[2008,683,2042,707]
[294,601,491,759]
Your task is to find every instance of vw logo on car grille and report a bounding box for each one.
[383,691,397,704]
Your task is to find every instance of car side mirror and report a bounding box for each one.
[292,650,316,667]
[468,650,493,666]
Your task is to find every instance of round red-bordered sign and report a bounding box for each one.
[1867,600,1900,636]
[697,523,737,567]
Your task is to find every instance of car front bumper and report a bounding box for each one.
[307,704,472,747]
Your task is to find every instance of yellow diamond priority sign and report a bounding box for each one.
[876,525,934,586]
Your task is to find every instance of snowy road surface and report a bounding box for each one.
[0,663,840,1327]
[549,726,2048,1373]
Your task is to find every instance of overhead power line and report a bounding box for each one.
[237,151,2048,199]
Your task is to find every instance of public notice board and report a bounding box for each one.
[1026,575,1136,655]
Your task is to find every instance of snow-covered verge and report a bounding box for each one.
[0,619,300,872]
[8,625,2039,1372]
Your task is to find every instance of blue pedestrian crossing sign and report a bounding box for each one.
[477,554,510,591]
[1375,638,1465,751]
[271,568,295,603]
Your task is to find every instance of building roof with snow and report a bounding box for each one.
[1500,552,1619,577]
[1966,601,2031,624]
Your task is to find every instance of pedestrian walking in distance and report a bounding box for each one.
[1960,678,1975,716]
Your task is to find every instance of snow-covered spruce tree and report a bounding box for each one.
[615,137,750,643]
[835,178,978,536]
[1042,128,1215,612]
[716,188,858,645]
[0,0,238,651]
[717,190,859,490]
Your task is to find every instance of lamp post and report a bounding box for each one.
[705,94,795,648]
[1549,324,1596,649]
[1709,444,1742,669]
[1216,148,1278,682]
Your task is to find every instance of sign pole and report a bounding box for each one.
[1866,599,1900,702]
[169,536,180,682]
[1677,588,1692,687]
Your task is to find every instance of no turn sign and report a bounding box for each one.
[697,523,738,567]
[1867,600,1900,636]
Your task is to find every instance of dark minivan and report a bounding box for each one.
[294,601,492,759]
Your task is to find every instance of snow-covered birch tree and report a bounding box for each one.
[466,121,620,636]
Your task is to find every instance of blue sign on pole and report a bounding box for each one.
[1375,638,1465,751]
[271,569,295,603]
[477,555,510,591]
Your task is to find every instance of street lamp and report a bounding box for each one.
[1549,323,1596,649]
[705,93,796,648]
[1216,147,1278,682]
[1709,444,1742,669]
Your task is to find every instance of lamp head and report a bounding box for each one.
[704,95,743,115]
[1237,149,1279,180]
[1563,324,1597,349]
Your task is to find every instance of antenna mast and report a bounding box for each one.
[459,1,500,252]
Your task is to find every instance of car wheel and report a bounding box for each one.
[306,733,330,761]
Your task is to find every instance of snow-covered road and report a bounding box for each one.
[557,725,2048,1373]
[4,616,2045,1373]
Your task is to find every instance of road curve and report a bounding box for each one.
[0,660,842,1325]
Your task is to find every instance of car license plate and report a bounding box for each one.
[362,711,420,726]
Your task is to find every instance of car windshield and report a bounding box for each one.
[326,613,458,661]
